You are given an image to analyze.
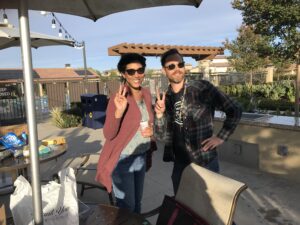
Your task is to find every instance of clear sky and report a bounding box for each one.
[0,0,242,72]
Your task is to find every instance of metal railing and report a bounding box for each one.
[0,96,49,126]
[1,73,259,125]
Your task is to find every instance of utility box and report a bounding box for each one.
[81,94,107,129]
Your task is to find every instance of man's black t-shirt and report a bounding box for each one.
[170,88,190,164]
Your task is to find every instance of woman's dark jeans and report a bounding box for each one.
[112,152,146,213]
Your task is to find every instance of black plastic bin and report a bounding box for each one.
[81,94,108,129]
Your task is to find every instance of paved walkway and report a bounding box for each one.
[1,120,300,224]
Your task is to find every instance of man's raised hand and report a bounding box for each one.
[155,87,166,118]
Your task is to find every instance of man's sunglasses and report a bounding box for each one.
[165,62,185,71]
[125,67,145,76]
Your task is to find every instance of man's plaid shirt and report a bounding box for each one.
[154,80,242,166]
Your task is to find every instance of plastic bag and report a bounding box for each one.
[0,132,25,158]
[0,132,25,149]
[10,167,79,225]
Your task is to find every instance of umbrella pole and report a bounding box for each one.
[18,0,43,224]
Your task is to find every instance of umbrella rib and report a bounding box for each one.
[48,39,74,46]
[82,0,97,21]
[31,38,73,47]
[0,28,74,49]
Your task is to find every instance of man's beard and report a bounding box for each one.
[168,73,184,84]
[169,78,182,84]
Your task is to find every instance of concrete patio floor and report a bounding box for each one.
[1,120,300,225]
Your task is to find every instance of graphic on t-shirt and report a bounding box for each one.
[174,98,184,126]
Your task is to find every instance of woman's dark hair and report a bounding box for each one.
[117,53,146,73]
[160,48,183,66]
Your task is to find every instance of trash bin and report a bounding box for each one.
[81,94,108,129]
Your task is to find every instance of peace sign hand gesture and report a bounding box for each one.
[155,88,166,119]
[114,85,127,118]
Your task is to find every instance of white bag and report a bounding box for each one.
[10,167,79,225]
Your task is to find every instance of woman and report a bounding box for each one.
[96,53,154,213]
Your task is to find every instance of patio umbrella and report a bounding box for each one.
[0,0,202,21]
[0,23,75,50]
[0,1,203,224]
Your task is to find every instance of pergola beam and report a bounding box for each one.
[108,42,224,61]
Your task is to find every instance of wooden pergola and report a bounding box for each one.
[108,43,224,61]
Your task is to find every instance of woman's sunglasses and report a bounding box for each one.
[125,67,145,76]
[165,62,185,71]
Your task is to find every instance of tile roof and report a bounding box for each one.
[0,69,39,80]
[0,68,98,82]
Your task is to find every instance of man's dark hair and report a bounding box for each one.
[160,48,183,66]
[117,53,146,73]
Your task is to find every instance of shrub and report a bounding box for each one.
[221,81,295,114]
[50,107,81,128]
[221,81,295,101]
[50,108,65,128]
[62,114,81,128]
[65,105,82,117]
[257,99,294,112]
[234,97,257,112]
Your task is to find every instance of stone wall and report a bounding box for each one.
[215,119,300,183]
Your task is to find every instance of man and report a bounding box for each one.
[154,48,242,194]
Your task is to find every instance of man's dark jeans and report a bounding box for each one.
[171,156,220,194]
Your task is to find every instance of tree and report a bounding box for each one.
[146,69,155,76]
[272,57,293,81]
[109,70,119,77]
[88,67,101,76]
[224,25,270,85]
[232,0,300,118]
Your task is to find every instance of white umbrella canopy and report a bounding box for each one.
[1,0,202,21]
[0,1,203,224]
[0,23,75,50]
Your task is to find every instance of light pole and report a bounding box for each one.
[82,41,88,93]
[75,41,88,93]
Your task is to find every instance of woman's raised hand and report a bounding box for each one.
[155,88,166,118]
[114,85,127,118]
